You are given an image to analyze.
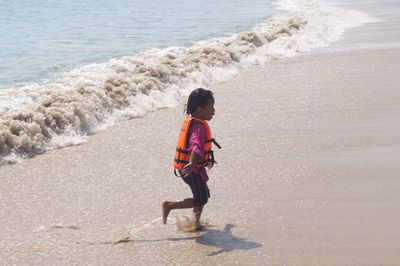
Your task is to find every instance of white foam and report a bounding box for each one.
[0,0,373,164]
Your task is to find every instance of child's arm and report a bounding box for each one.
[181,152,200,177]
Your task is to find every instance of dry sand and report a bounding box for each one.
[1,4,400,266]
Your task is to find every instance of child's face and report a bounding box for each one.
[195,98,215,121]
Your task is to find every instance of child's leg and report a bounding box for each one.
[162,173,209,225]
[193,205,203,226]
[162,199,194,224]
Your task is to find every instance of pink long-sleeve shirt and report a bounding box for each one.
[187,120,209,182]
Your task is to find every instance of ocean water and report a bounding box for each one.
[0,0,372,164]
[0,0,276,89]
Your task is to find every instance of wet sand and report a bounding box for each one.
[1,5,400,266]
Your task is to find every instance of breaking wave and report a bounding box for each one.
[0,0,371,164]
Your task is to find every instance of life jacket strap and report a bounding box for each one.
[176,148,189,154]
[174,168,182,177]
[206,138,222,149]
[211,150,217,166]
[202,150,216,168]
[174,158,189,164]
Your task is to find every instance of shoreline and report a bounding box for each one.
[1,2,400,265]
[0,0,369,164]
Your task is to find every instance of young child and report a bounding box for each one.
[162,88,221,230]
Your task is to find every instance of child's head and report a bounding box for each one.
[185,88,215,121]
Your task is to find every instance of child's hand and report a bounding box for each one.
[181,163,195,177]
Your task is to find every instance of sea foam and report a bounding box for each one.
[0,0,372,164]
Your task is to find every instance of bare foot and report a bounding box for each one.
[194,224,205,232]
[162,201,170,224]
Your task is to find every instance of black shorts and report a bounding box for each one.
[183,172,210,207]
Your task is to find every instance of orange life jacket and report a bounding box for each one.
[173,116,221,171]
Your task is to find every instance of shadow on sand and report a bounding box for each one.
[193,223,262,256]
[109,223,261,256]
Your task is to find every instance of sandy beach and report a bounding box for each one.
[1,2,400,265]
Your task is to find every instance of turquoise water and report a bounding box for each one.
[0,0,276,89]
